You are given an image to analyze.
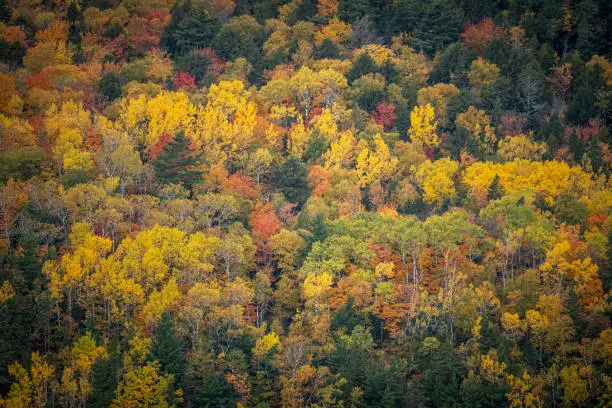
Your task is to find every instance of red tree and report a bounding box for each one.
[372,102,397,130]
[461,18,501,55]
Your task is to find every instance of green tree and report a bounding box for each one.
[153,131,203,189]
[162,0,220,56]
[149,313,186,383]
[90,354,121,408]
[487,174,503,201]
[271,157,311,207]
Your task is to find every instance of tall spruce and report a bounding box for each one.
[487,174,503,201]
[153,131,203,189]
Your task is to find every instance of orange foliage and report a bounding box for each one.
[307,165,331,198]
[461,18,501,55]
[0,72,18,114]
[250,202,282,243]
[221,172,259,199]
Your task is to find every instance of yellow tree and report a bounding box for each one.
[0,352,55,408]
[408,104,438,149]
[456,106,497,154]
[187,80,256,169]
[59,335,107,408]
[417,83,460,125]
[413,158,459,206]
[468,57,500,89]
[498,133,547,161]
[43,222,112,317]
[355,134,398,187]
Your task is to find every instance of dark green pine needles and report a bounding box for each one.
[153,131,203,188]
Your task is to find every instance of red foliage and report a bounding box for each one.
[149,132,174,161]
[498,115,527,137]
[194,48,226,81]
[250,201,282,261]
[565,119,601,143]
[1,26,27,47]
[461,18,501,55]
[113,9,170,58]
[372,102,397,130]
[26,70,54,91]
[173,71,196,89]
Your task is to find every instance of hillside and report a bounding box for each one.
[0,0,611,407]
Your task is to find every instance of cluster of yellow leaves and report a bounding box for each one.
[0,114,37,150]
[122,91,194,148]
[456,106,497,154]
[417,83,460,125]
[59,335,108,408]
[413,158,459,205]
[468,57,500,88]
[46,101,94,173]
[324,130,359,169]
[187,80,256,167]
[356,44,395,66]
[355,135,398,187]
[303,272,333,313]
[539,233,605,313]
[253,331,281,359]
[0,281,15,307]
[463,159,593,205]
[498,133,547,161]
[0,352,55,408]
[506,371,543,408]
[315,17,351,46]
[408,104,438,148]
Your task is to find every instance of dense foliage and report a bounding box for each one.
[0,0,611,407]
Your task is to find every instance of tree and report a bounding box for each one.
[409,104,438,149]
[150,313,186,383]
[161,1,220,56]
[413,159,458,206]
[90,354,122,408]
[110,362,175,408]
[153,131,203,189]
[486,174,503,201]
[271,157,311,207]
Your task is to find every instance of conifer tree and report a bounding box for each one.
[153,131,203,189]
[487,174,503,201]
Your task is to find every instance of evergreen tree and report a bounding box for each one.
[90,354,121,408]
[161,0,220,56]
[153,131,203,189]
[568,129,585,163]
[0,0,9,23]
[487,174,503,201]
[310,212,328,244]
[67,0,84,61]
[271,157,311,207]
[587,132,604,173]
[348,53,379,82]
[98,72,123,101]
[338,0,368,23]
[149,313,186,383]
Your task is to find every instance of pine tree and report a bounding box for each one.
[568,129,585,163]
[271,157,310,207]
[90,354,121,408]
[487,174,503,201]
[153,131,203,189]
[149,313,186,384]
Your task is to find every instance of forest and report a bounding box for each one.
[0,0,610,406]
